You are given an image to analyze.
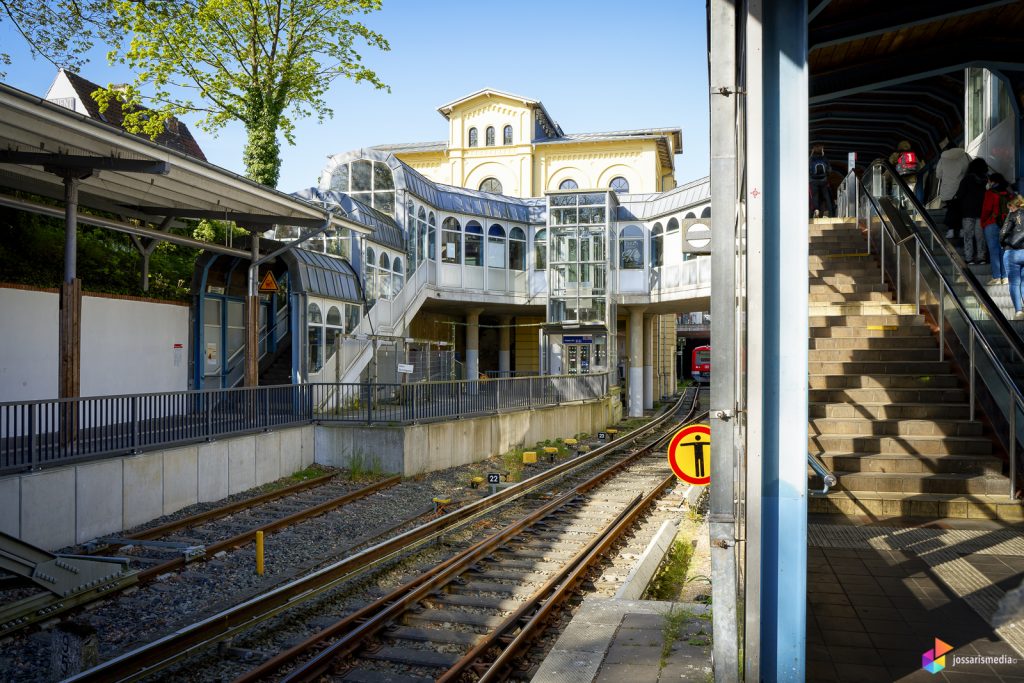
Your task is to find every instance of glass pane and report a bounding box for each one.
[620,238,643,269]
[487,239,506,267]
[308,326,323,372]
[510,227,526,240]
[351,192,372,205]
[535,242,547,270]
[351,159,372,191]
[968,68,985,141]
[373,161,394,190]
[345,304,361,332]
[465,235,483,266]
[327,306,341,325]
[374,192,395,215]
[329,164,349,193]
[307,302,323,324]
[610,177,629,193]
[442,231,461,263]
[510,240,525,270]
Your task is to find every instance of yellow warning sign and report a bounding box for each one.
[258,271,279,293]
[667,424,711,486]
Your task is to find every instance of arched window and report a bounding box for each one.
[610,176,630,193]
[468,127,478,147]
[479,177,503,194]
[509,227,526,270]
[441,217,461,264]
[307,303,324,373]
[378,253,391,300]
[651,223,664,267]
[684,211,696,219]
[503,125,513,145]
[326,305,343,362]
[619,225,644,270]
[392,257,404,296]
[667,217,679,233]
[485,126,495,146]
[465,221,484,266]
[487,224,507,268]
[700,206,712,218]
[559,179,579,190]
[534,229,547,271]
[406,200,417,273]
[364,248,377,303]
[326,159,395,214]
[428,212,437,260]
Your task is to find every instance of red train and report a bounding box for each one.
[692,345,711,383]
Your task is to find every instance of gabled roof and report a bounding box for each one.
[436,88,563,138]
[616,176,711,221]
[48,69,207,161]
[368,140,447,154]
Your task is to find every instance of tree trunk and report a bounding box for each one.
[243,114,282,188]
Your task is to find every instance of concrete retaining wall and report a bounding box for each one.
[0,425,314,551]
[315,397,623,476]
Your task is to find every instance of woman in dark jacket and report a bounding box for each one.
[999,195,1024,319]
[957,158,990,264]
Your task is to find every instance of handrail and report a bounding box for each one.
[807,452,837,496]
[849,162,1022,498]
[878,159,1024,361]
[862,162,1024,401]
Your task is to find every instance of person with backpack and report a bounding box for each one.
[889,140,924,193]
[982,173,1014,284]
[809,145,832,218]
[999,195,1024,320]
[956,158,990,264]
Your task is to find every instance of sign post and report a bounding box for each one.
[667,423,711,486]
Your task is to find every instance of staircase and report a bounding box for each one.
[806,218,1016,520]
[259,341,293,386]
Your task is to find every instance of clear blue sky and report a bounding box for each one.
[0,0,710,193]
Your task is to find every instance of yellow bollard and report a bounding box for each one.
[522,451,538,464]
[256,530,265,576]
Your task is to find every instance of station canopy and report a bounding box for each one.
[808,0,1024,166]
[0,81,369,238]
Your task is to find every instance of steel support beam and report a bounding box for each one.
[709,0,741,680]
[627,306,646,418]
[0,151,169,175]
[757,0,809,679]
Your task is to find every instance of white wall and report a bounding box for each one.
[0,287,189,402]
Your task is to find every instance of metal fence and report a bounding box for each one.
[0,373,609,474]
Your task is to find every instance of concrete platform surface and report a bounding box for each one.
[532,598,711,683]
[808,519,1024,682]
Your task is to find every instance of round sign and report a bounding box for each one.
[667,424,711,486]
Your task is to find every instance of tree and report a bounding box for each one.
[93,0,390,188]
[0,0,107,75]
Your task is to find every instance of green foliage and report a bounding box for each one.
[93,0,391,186]
[346,449,384,480]
[646,539,695,601]
[0,205,193,300]
[0,0,108,76]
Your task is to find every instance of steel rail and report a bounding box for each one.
[67,389,697,683]
[114,472,340,542]
[248,396,705,683]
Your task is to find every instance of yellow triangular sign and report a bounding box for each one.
[258,271,279,293]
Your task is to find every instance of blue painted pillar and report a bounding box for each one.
[760,0,808,680]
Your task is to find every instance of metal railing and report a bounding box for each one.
[842,161,1023,498]
[0,373,610,475]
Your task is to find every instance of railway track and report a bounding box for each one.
[0,472,401,637]
[66,388,701,682]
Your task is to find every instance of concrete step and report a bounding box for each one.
[809,246,870,256]
[809,336,936,349]
[808,282,890,293]
[809,322,931,336]
[816,451,1002,476]
[811,471,1008,495]
[809,402,969,420]
[808,274,879,285]
[808,490,1022,520]
[808,348,941,362]
[809,417,983,437]
[808,291,894,303]
[809,387,968,403]
[807,360,950,375]
[809,373,960,389]
[808,302,919,316]
[807,266,878,278]
[808,434,991,456]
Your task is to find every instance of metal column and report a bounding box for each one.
[752,0,809,679]
[627,306,646,417]
[709,0,741,680]
[643,314,655,410]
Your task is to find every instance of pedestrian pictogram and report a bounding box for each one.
[258,271,279,293]
[667,424,711,486]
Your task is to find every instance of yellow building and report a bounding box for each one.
[371,89,682,198]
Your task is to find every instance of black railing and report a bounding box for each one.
[0,373,610,474]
